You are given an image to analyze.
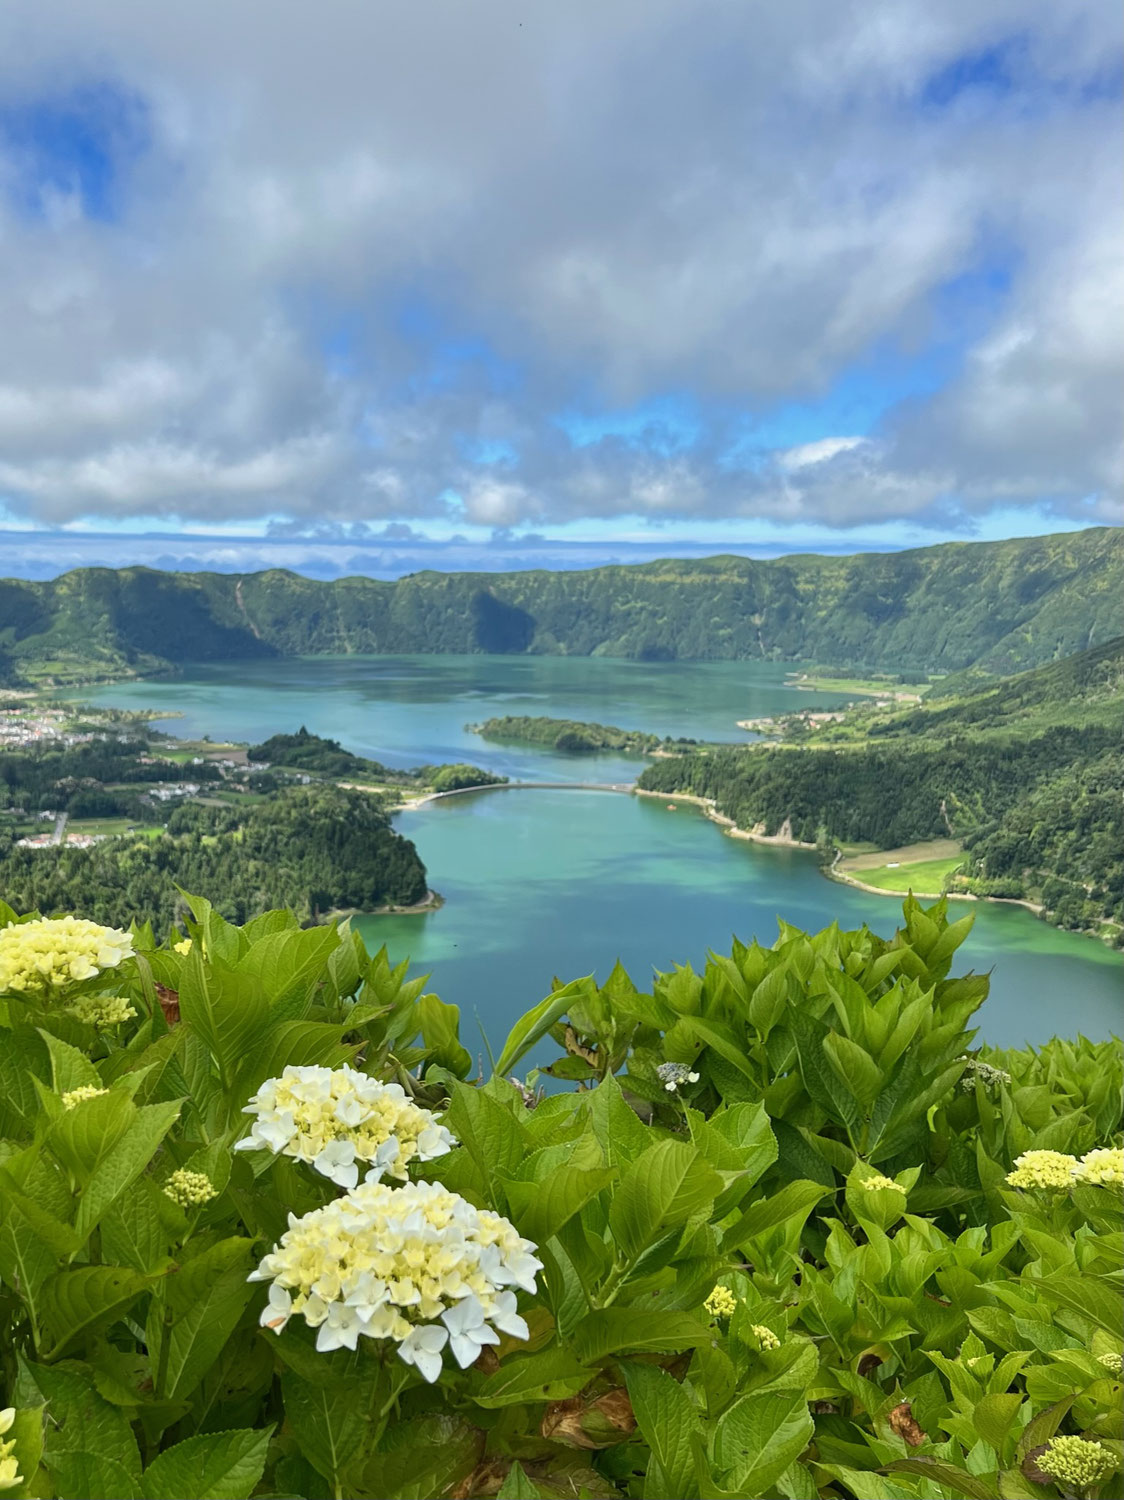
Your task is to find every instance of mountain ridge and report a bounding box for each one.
[1,526,1120,684]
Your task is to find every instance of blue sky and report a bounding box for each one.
[0,0,1118,573]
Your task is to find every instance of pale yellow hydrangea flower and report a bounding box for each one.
[173,937,192,955]
[704,1285,738,1319]
[862,1174,906,1194]
[235,1064,456,1188]
[250,1178,541,1380]
[1037,1434,1117,1491]
[1005,1149,1079,1190]
[0,915,133,993]
[751,1324,781,1350]
[0,1408,21,1493]
[69,993,137,1028]
[1073,1147,1123,1188]
[164,1169,217,1208]
[61,1084,109,1109]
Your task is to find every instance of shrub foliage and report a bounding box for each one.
[0,894,1120,1500]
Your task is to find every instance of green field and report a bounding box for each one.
[849,855,964,893]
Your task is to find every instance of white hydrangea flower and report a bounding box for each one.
[0,915,134,994]
[249,1178,541,1377]
[235,1064,456,1187]
[657,1062,700,1093]
[1072,1147,1123,1188]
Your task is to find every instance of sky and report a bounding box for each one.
[0,1,1120,578]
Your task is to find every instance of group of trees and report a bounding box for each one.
[0,784,428,930]
[472,715,675,755]
[639,638,1124,936]
[248,726,505,793]
[0,736,220,816]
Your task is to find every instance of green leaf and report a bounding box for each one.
[883,1459,1000,1499]
[0,1030,49,1137]
[504,1165,616,1245]
[75,1099,184,1245]
[1033,1273,1123,1336]
[495,1462,546,1499]
[48,1450,142,1500]
[722,1179,829,1251]
[147,1237,256,1401]
[586,1073,650,1165]
[28,1362,142,1494]
[495,977,591,1077]
[572,1308,709,1362]
[713,1389,813,1498]
[282,1372,367,1489]
[419,993,473,1077]
[141,1430,271,1500]
[178,949,269,1086]
[38,1029,103,1095]
[624,1360,700,1500]
[38,1265,150,1360]
[972,1392,1023,1459]
[474,1348,594,1407]
[608,1140,723,1260]
[822,1033,883,1111]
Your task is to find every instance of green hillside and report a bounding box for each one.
[1,527,1120,683]
[638,638,1124,935]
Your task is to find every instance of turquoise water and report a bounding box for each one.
[85,657,1122,1053]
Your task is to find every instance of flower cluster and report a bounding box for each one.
[69,993,137,1028]
[1098,1351,1123,1376]
[1073,1147,1123,1188]
[704,1285,738,1319]
[164,1168,218,1208]
[173,936,192,955]
[250,1178,541,1379]
[0,915,134,994]
[1005,1149,1080,1190]
[61,1084,108,1109]
[751,1324,781,1350]
[236,1065,456,1189]
[862,1174,906,1194]
[958,1057,1012,1092]
[657,1062,699,1093]
[1037,1435,1117,1491]
[0,1409,21,1493]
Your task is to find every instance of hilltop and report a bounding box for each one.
[0,526,1120,684]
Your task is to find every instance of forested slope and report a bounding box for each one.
[638,638,1124,935]
[1,527,1119,682]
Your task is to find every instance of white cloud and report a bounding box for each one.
[0,0,1117,532]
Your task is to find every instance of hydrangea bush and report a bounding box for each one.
[0,892,1120,1500]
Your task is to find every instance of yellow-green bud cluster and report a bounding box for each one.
[862,1174,906,1194]
[1037,1434,1117,1491]
[1006,1146,1124,1191]
[1097,1351,1123,1376]
[236,1064,456,1189]
[70,993,137,1028]
[250,1178,541,1380]
[61,1084,109,1109]
[173,937,192,955]
[1005,1149,1079,1190]
[704,1285,738,1319]
[958,1057,1011,1092]
[751,1324,781,1350]
[164,1168,218,1209]
[0,915,134,993]
[0,1408,22,1492]
[1073,1147,1123,1188]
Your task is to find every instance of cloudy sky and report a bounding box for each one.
[0,0,1120,576]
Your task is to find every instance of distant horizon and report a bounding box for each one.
[0,516,1114,583]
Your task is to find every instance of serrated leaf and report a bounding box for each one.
[624,1360,700,1500]
[572,1309,709,1362]
[722,1179,829,1251]
[608,1140,722,1260]
[75,1099,184,1244]
[38,1265,150,1360]
[148,1237,256,1402]
[474,1349,594,1408]
[141,1429,271,1500]
[713,1389,813,1497]
[283,1373,367,1489]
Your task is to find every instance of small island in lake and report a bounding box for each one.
[468,714,704,755]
